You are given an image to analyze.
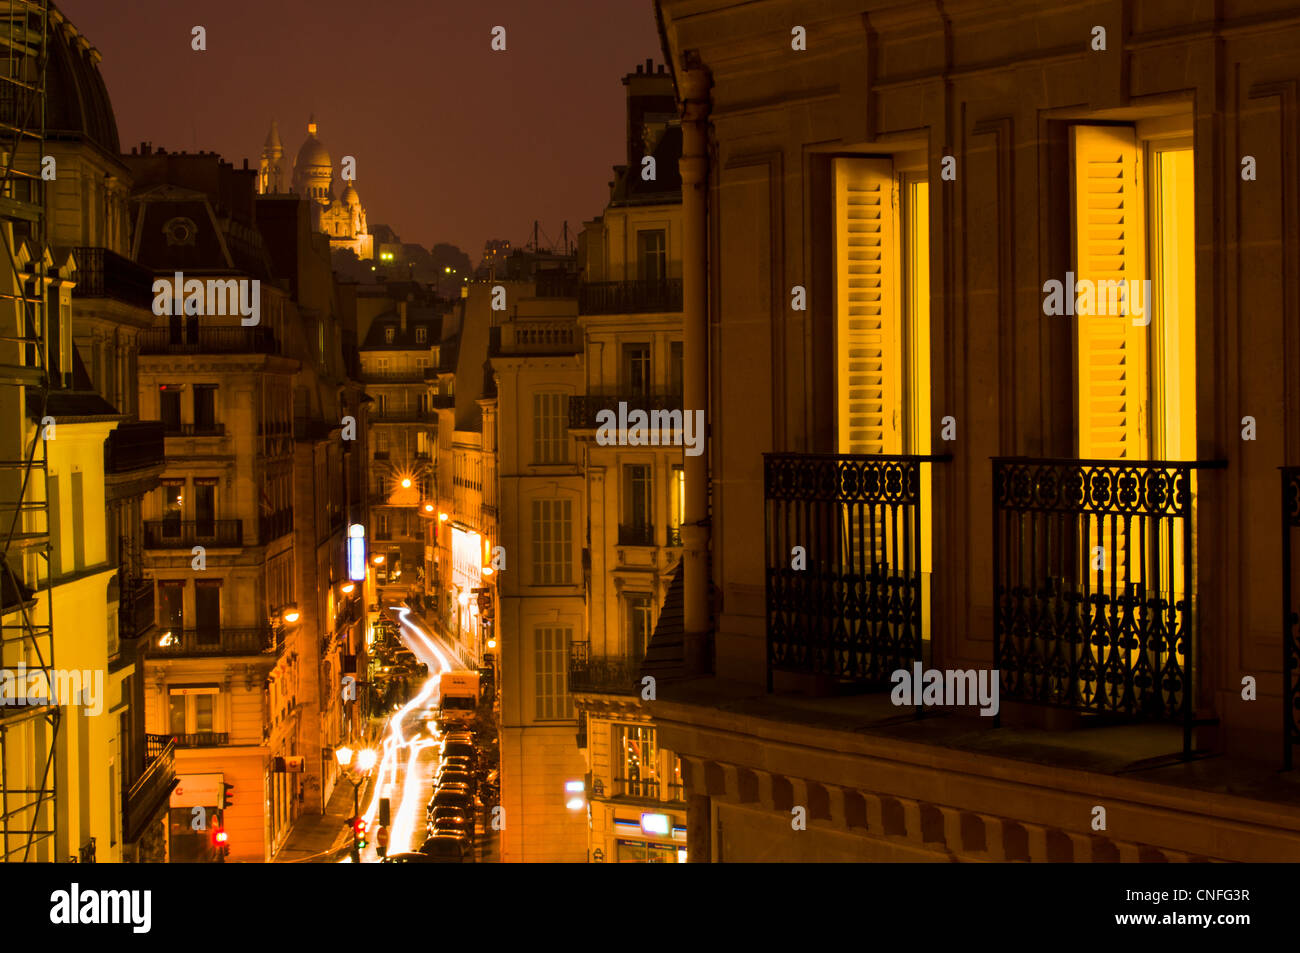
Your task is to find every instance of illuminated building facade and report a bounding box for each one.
[651,0,1300,861]
[568,61,690,863]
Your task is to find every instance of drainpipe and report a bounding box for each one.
[678,58,712,674]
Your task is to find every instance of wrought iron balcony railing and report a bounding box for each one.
[568,641,643,695]
[372,409,435,423]
[1283,467,1300,768]
[118,575,155,641]
[578,278,682,315]
[568,393,683,431]
[150,626,275,658]
[104,421,166,473]
[171,732,229,747]
[260,509,293,544]
[993,457,1225,757]
[164,422,226,437]
[124,734,175,843]
[144,519,243,548]
[140,325,281,355]
[764,453,949,688]
[618,523,656,547]
[73,246,156,311]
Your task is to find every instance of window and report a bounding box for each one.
[415,326,427,344]
[194,479,216,534]
[159,581,184,632]
[637,229,666,282]
[71,471,84,570]
[160,385,181,433]
[615,724,657,798]
[669,341,683,397]
[531,498,573,585]
[384,326,396,344]
[533,392,569,464]
[195,581,220,644]
[669,465,684,545]
[623,465,651,536]
[622,344,651,397]
[833,158,901,455]
[534,626,573,720]
[161,481,184,535]
[375,430,389,452]
[194,385,217,431]
[167,686,220,737]
[626,593,653,659]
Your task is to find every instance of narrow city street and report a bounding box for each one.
[339,605,495,863]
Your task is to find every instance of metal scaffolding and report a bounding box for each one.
[0,0,55,863]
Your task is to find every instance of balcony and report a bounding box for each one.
[150,626,276,658]
[578,278,682,315]
[164,422,226,437]
[609,777,686,804]
[535,270,579,298]
[992,457,1225,756]
[171,732,229,748]
[494,320,580,355]
[73,246,155,311]
[123,734,176,843]
[1285,467,1300,768]
[618,523,656,547]
[568,641,642,695]
[139,325,281,356]
[259,508,293,544]
[765,453,948,688]
[118,575,155,641]
[372,409,435,423]
[104,421,165,474]
[569,393,683,431]
[360,368,425,383]
[144,519,243,549]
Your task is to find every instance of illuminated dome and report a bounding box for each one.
[292,117,333,204]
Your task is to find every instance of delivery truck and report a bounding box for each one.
[437,671,481,729]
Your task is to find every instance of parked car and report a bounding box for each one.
[428,809,475,840]
[419,832,474,863]
[428,789,475,818]
[380,852,437,864]
[434,781,473,800]
[440,740,476,764]
[438,755,473,775]
[434,769,475,791]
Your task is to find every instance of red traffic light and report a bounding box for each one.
[352,817,366,836]
[212,826,228,847]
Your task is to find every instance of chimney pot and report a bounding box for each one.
[645,58,653,73]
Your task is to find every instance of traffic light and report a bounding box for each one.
[211,825,229,856]
[353,816,368,849]
[221,782,234,810]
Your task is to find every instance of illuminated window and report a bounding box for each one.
[415,326,427,344]
[669,465,684,545]
[615,724,657,798]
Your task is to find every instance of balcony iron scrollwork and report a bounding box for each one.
[993,457,1224,757]
[764,453,947,688]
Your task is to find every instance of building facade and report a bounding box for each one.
[651,0,1300,862]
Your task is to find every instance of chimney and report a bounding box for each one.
[398,300,408,334]
[645,58,653,74]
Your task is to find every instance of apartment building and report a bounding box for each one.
[651,0,1300,861]
[0,3,175,864]
[488,269,589,862]
[355,288,442,603]
[568,62,690,863]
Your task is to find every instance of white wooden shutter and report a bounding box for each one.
[1072,125,1148,461]
[834,158,901,457]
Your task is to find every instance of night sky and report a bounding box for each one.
[58,0,663,260]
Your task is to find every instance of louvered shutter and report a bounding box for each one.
[1072,125,1148,461]
[834,158,901,456]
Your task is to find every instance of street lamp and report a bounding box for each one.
[335,746,376,863]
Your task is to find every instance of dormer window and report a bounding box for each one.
[384,326,395,344]
[415,327,427,344]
